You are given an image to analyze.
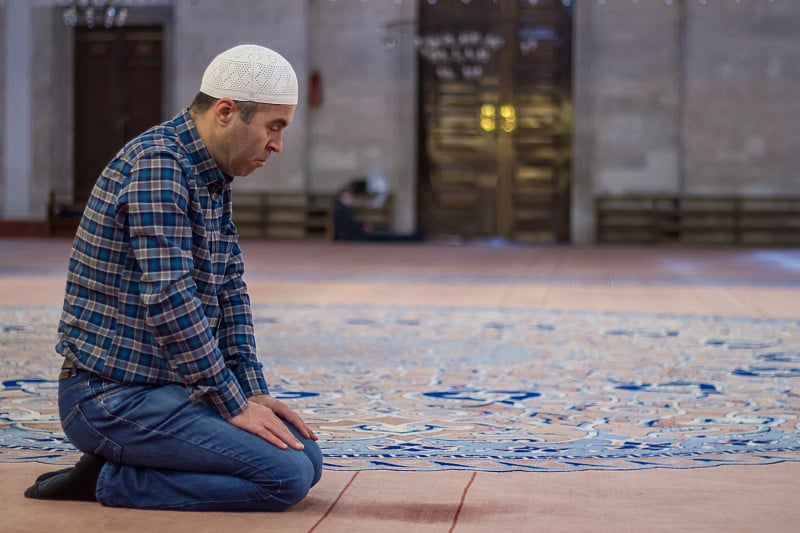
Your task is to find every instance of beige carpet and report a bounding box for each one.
[1,239,799,532]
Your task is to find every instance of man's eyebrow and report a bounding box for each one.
[269,119,289,127]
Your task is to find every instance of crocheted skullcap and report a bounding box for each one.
[200,44,298,105]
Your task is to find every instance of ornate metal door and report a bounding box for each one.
[418,0,572,242]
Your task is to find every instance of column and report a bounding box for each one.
[571,0,596,243]
[3,0,33,219]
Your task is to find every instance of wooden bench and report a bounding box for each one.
[596,195,800,245]
[47,190,84,237]
[45,189,395,241]
[233,192,393,240]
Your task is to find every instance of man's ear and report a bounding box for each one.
[214,98,236,125]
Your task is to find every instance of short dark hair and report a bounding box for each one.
[189,91,266,124]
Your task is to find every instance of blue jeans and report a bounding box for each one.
[58,369,323,511]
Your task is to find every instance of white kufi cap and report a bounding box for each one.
[200,44,298,105]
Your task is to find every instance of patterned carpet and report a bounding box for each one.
[1,304,798,472]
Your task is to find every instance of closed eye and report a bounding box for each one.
[267,119,289,132]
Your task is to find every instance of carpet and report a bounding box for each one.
[1,304,798,472]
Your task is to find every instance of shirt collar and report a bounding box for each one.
[173,109,233,194]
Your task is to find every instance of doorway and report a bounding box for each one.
[417,0,572,242]
[73,26,163,201]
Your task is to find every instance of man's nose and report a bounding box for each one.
[267,135,283,153]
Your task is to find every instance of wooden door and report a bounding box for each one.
[418,0,572,242]
[74,27,163,202]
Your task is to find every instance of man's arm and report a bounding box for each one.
[216,223,270,397]
[217,197,317,444]
[121,151,248,419]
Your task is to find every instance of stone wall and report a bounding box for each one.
[171,0,418,231]
[173,0,309,193]
[588,2,682,196]
[0,3,5,216]
[573,0,800,242]
[683,0,800,195]
[307,0,417,232]
[572,0,682,242]
[2,0,798,241]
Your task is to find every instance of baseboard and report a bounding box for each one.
[0,220,49,237]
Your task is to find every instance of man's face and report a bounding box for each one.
[221,103,296,177]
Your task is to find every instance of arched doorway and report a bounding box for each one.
[417,0,573,243]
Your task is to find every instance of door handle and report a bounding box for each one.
[480,104,496,132]
[500,104,516,133]
[481,104,516,133]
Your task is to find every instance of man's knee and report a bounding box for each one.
[267,462,315,510]
[284,423,323,487]
[305,440,324,487]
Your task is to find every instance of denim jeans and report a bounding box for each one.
[58,369,323,511]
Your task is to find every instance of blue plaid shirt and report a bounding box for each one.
[57,109,269,419]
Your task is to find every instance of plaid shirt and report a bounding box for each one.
[57,109,269,419]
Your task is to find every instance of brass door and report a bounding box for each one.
[418,0,572,242]
[74,27,163,202]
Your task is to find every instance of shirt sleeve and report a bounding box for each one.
[120,150,248,419]
[217,222,270,398]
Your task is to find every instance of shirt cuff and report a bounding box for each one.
[236,364,270,398]
[190,372,249,419]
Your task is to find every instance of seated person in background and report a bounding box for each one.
[332,186,423,242]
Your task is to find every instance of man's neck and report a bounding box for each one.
[189,108,224,169]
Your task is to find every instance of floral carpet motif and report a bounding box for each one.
[1,305,798,472]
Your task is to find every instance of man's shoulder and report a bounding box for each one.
[116,123,195,174]
[126,122,182,156]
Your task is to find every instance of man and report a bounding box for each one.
[332,185,370,241]
[24,44,322,511]
[332,185,424,242]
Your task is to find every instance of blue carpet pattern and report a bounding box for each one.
[1,304,798,472]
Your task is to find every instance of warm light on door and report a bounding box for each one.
[480,104,516,133]
[480,104,496,132]
[500,104,516,133]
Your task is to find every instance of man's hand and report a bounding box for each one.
[229,395,318,450]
